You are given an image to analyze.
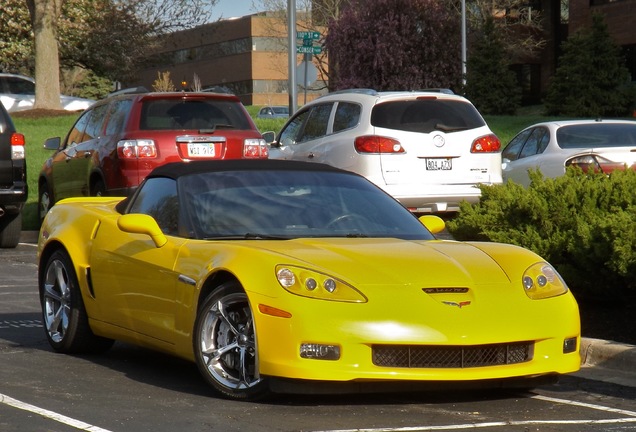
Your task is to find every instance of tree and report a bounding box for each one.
[463,17,521,115]
[544,13,634,117]
[325,0,461,91]
[4,0,220,110]
[26,0,63,110]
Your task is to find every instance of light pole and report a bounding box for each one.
[288,0,298,114]
[461,0,467,86]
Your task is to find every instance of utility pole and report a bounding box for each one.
[288,0,298,114]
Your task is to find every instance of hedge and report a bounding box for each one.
[446,168,636,302]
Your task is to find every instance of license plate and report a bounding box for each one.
[187,143,216,157]
[426,158,452,170]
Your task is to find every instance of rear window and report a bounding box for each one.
[371,99,485,133]
[139,99,253,130]
[556,123,636,149]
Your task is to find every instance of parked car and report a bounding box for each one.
[501,119,636,187]
[256,105,289,119]
[263,89,502,213]
[38,89,268,223]
[38,159,580,400]
[0,73,94,113]
[0,101,27,248]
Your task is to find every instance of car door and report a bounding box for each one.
[88,177,185,344]
[49,110,92,201]
[503,127,551,186]
[274,103,333,162]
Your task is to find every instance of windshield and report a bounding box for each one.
[179,170,434,240]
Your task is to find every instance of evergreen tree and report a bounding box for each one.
[544,14,634,117]
[325,0,461,91]
[463,17,521,115]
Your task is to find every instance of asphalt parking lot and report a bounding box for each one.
[1,232,635,432]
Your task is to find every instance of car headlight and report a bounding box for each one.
[276,265,367,303]
[522,262,568,299]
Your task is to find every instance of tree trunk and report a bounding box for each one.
[26,0,63,110]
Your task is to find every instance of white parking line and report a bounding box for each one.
[0,393,114,432]
[310,394,636,432]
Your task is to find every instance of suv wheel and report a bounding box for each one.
[91,180,106,197]
[0,212,22,248]
[38,182,52,225]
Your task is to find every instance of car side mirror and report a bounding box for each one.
[418,215,445,235]
[117,214,167,248]
[262,131,276,144]
[43,137,62,151]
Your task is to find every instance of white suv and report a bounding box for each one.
[265,89,502,213]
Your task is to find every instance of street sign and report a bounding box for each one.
[296,46,322,55]
[296,31,320,40]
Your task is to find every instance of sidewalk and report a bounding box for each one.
[21,231,636,386]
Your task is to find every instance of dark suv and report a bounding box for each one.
[0,102,27,248]
[38,89,268,222]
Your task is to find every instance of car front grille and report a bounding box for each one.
[372,342,533,368]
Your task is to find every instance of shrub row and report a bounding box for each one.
[446,169,636,302]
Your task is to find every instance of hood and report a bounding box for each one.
[252,238,511,288]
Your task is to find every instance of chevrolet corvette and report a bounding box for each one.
[37,159,580,400]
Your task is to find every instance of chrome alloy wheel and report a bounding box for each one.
[198,290,263,393]
[42,258,71,343]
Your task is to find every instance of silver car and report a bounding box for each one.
[502,119,636,187]
[0,73,94,113]
[265,89,502,213]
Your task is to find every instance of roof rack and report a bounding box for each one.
[321,88,379,97]
[108,86,149,97]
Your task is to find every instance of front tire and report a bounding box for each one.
[38,181,52,225]
[40,249,114,354]
[194,281,269,400]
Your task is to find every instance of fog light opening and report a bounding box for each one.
[563,337,577,354]
[300,343,340,360]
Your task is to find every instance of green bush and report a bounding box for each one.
[446,169,636,301]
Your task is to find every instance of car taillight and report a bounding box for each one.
[10,133,26,160]
[243,138,269,158]
[470,134,501,153]
[117,139,157,159]
[566,155,626,174]
[354,136,404,154]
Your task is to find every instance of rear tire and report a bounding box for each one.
[0,212,21,248]
[40,249,114,354]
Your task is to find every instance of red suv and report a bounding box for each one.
[38,89,268,222]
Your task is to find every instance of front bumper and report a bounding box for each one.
[250,287,581,383]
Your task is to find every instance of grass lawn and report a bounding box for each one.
[14,105,554,231]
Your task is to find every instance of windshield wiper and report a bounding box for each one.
[204,233,288,240]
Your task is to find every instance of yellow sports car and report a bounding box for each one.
[37,160,580,400]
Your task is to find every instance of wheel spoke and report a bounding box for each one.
[215,299,240,336]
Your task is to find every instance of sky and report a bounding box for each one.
[211,0,258,20]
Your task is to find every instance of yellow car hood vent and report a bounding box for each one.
[261,238,511,287]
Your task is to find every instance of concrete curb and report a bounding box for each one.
[580,337,636,370]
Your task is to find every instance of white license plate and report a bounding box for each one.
[187,143,216,157]
[426,158,452,170]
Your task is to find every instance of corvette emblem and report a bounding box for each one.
[442,301,471,308]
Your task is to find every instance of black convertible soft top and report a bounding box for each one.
[148,159,349,180]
